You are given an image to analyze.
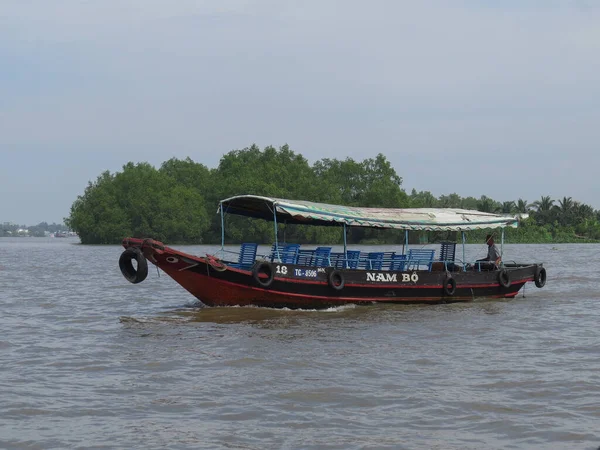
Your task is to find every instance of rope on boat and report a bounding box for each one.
[180,263,199,272]
[205,254,228,272]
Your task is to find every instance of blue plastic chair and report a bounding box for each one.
[330,252,345,269]
[346,250,361,269]
[296,249,314,266]
[365,252,384,270]
[230,243,258,270]
[312,247,332,267]
[271,243,300,264]
[389,254,407,271]
[407,249,435,271]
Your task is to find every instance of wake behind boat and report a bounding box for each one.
[119,195,546,308]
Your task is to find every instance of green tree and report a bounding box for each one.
[314,154,408,243]
[532,195,554,212]
[460,196,479,210]
[66,163,209,244]
[556,196,574,226]
[497,201,516,214]
[211,144,325,243]
[573,202,595,223]
[438,193,462,208]
[532,195,555,226]
[477,196,497,213]
[516,198,530,214]
[160,157,211,192]
[409,189,438,208]
[66,171,131,244]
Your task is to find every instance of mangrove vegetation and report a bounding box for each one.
[64,145,600,245]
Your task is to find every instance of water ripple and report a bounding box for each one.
[0,239,599,449]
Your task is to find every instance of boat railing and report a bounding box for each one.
[465,260,500,272]
[436,259,463,272]
[501,261,534,268]
[328,250,363,269]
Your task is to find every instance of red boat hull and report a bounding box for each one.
[121,238,543,309]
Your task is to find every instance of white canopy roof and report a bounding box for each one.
[218,195,525,231]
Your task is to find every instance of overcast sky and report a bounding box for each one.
[1,0,599,225]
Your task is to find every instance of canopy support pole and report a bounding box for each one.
[501,228,505,263]
[404,230,409,254]
[343,223,348,268]
[273,208,280,262]
[219,202,225,252]
[462,231,466,270]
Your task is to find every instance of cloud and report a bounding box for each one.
[1,0,599,223]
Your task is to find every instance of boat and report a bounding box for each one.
[118,195,547,309]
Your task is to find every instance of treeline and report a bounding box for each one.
[65,144,600,245]
[1,222,66,237]
[409,191,600,243]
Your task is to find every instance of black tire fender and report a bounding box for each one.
[498,269,511,288]
[534,266,546,288]
[252,261,274,288]
[444,275,456,296]
[327,269,345,291]
[119,247,148,284]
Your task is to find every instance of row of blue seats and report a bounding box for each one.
[270,244,437,271]
[229,243,440,271]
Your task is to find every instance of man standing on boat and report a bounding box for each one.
[475,234,501,270]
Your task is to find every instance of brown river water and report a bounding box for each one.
[1,237,599,449]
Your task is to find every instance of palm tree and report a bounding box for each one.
[557,196,574,225]
[532,195,555,226]
[532,195,554,212]
[573,202,595,223]
[558,196,574,213]
[516,198,530,214]
[498,201,516,214]
[477,196,495,213]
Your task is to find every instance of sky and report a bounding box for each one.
[1,0,599,225]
